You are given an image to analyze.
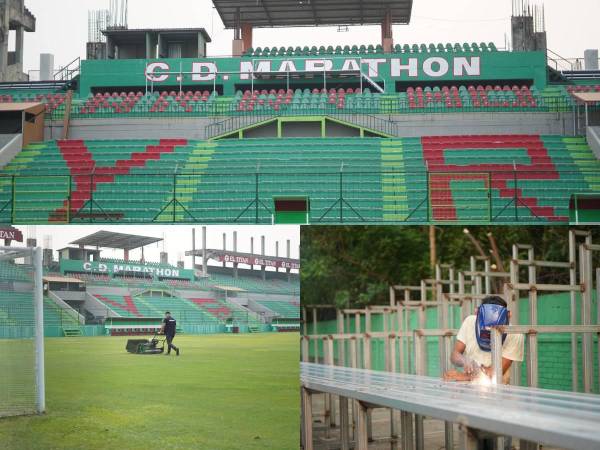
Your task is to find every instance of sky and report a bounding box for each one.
[17,0,600,74]
[19,225,300,271]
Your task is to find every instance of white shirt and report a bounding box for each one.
[456,315,524,384]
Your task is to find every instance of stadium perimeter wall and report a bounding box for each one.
[44,112,576,141]
[307,293,599,392]
[40,323,274,337]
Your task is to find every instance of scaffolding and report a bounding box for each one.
[301,229,600,450]
[88,10,110,43]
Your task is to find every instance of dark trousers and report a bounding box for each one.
[166,334,178,354]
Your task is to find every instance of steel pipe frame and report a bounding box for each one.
[304,324,597,449]
[506,242,588,389]
[581,241,597,393]
[301,363,600,450]
[304,331,404,447]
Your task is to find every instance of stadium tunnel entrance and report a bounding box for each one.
[214,116,390,140]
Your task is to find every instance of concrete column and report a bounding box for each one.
[157,33,164,58]
[275,241,279,273]
[192,228,196,277]
[233,231,238,279]
[250,237,254,270]
[197,32,204,58]
[202,226,207,277]
[222,233,226,267]
[0,3,9,75]
[286,239,291,281]
[25,238,37,265]
[124,249,129,261]
[40,54,54,81]
[584,49,599,71]
[160,252,168,265]
[145,32,153,59]
[43,249,53,267]
[261,235,265,281]
[381,10,393,53]
[15,25,24,66]
[241,23,253,52]
[233,22,252,56]
[106,36,115,59]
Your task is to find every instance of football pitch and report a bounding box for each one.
[0,333,299,450]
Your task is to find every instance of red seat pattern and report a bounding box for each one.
[236,88,356,112]
[189,298,232,319]
[94,294,141,317]
[80,91,143,114]
[0,92,66,112]
[422,135,564,222]
[50,138,188,220]
[407,85,536,109]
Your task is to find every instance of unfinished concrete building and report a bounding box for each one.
[0,0,35,81]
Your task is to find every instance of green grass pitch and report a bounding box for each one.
[0,333,299,450]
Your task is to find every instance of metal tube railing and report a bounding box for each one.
[1,169,597,224]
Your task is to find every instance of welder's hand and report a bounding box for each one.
[463,357,481,376]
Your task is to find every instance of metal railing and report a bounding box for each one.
[53,57,81,82]
[0,169,594,225]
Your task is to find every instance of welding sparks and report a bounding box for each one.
[473,371,494,386]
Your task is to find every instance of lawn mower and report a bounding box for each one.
[125,332,165,355]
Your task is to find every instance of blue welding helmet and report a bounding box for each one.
[475,303,509,352]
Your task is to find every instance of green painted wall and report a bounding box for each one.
[307,292,599,393]
[79,51,548,96]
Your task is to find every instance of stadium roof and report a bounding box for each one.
[572,92,600,104]
[212,0,413,28]
[0,102,44,112]
[70,231,162,251]
[43,275,84,284]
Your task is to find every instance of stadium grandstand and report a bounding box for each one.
[0,227,299,338]
[0,0,598,225]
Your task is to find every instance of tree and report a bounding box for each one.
[301,226,599,307]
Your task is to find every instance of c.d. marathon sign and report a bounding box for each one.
[145,56,482,82]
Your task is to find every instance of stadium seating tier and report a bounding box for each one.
[2,135,599,224]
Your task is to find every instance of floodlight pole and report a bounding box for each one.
[33,246,45,414]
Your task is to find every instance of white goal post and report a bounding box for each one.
[0,246,44,417]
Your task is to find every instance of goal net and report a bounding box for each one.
[0,246,44,417]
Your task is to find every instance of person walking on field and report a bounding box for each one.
[159,311,180,356]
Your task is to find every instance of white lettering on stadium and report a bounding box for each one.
[145,57,482,83]
[82,262,179,278]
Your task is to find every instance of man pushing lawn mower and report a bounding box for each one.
[159,311,180,356]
